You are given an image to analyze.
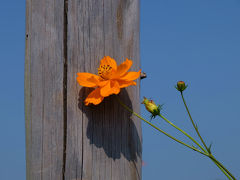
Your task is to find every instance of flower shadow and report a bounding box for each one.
[78,87,142,162]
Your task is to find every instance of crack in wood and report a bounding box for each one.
[117,0,124,40]
[62,0,68,179]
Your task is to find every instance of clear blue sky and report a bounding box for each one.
[0,0,240,179]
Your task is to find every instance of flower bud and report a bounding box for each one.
[142,97,161,119]
[175,81,187,92]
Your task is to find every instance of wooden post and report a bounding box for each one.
[25,0,141,179]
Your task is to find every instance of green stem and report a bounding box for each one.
[180,92,209,151]
[118,96,235,179]
[116,97,208,156]
[158,114,206,153]
[180,92,236,179]
[209,155,236,180]
[158,114,232,179]
[213,163,232,180]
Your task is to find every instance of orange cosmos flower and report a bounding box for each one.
[77,56,141,105]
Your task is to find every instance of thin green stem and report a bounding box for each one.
[213,163,232,180]
[209,155,236,180]
[117,96,235,179]
[116,97,208,156]
[180,93,236,179]
[158,114,232,179]
[213,162,233,180]
[181,92,209,151]
[158,114,206,153]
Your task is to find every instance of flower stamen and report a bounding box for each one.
[98,64,113,79]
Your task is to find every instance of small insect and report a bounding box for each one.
[140,72,147,79]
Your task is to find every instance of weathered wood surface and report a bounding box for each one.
[25,0,141,179]
[25,0,65,179]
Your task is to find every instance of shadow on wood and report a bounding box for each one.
[78,88,141,162]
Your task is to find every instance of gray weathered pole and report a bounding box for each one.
[25,0,141,179]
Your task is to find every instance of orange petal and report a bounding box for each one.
[100,80,111,97]
[100,80,120,97]
[116,58,133,77]
[110,81,121,95]
[119,70,141,81]
[100,56,117,71]
[97,79,109,87]
[118,80,137,88]
[77,73,100,87]
[85,88,104,105]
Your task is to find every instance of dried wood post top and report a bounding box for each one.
[25,0,141,180]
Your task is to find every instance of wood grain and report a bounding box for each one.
[25,0,65,179]
[65,0,141,179]
[25,0,141,179]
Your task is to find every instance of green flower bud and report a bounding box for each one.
[141,97,161,119]
[175,81,187,92]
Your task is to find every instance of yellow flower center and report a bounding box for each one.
[98,64,113,79]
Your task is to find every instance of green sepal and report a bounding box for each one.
[207,143,213,154]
